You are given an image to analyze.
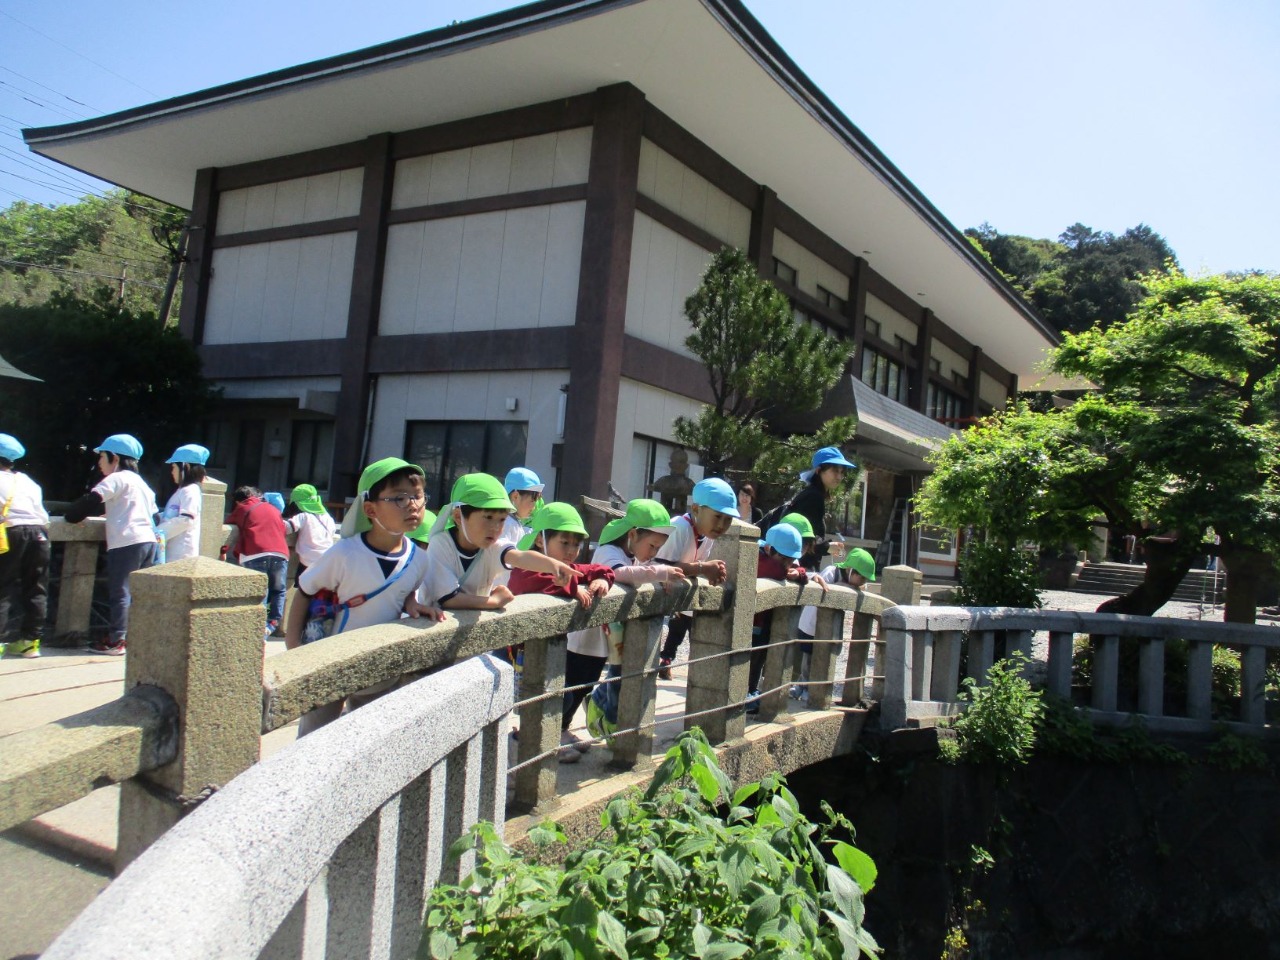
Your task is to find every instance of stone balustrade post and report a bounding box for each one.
[880,564,922,606]
[52,522,101,644]
[685,521,758,745]
[610,615,663,769]
[199,475,228,559]
[512,633,567,811]
[115,556,267,869]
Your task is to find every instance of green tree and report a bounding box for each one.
[964,221,1179,334]
[673,247,856,488]
[0,190,187,319]
[917,270,1280,622]
[0,292,218,499]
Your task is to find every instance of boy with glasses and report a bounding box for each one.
[284,457,445,735]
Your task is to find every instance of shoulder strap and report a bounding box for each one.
[336,541,418,632]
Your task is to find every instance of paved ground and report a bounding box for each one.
[0,584,1246,957]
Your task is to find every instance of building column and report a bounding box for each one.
[966,346,984,420]
[913,308,935,415]
[177,167,219,345]
[329,134,394,499]
[748,185,777,274]
[560,83,645,503]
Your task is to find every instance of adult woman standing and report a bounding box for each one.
[787,446,856,566]
[736,482,764,526]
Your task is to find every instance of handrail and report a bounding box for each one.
[0,685,179,832]
[261,580,724,731]
[880,605,1279,735]
[42,655,514,960]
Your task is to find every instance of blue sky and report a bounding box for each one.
[1,0,1276,274]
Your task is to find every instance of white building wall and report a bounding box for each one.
[864,294,918,347]
[379,202,585,335]
[609,378,706,500]
[771,231,848,302]
[636,139,750,249]
[203,233,357,344]
[979,371,1009,409]
[624,212,714,358]
[217,169,363,234]
[930,340,969,383]
[367,370,568,485]
[390,128,592,208]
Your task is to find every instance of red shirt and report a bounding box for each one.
[755,549,806,628]
[227,498,289,561]
[508,562,616,598]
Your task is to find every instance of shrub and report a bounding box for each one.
[955,541,1042,608]
[422,728,881,959]
[943,653,1044,766]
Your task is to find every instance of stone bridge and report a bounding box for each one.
[2,502,1276,958]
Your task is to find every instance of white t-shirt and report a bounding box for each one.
[93,471,158,551]
[160,484,202,561]
[655,514,716,616]
[0,471,49,528]
[799,565,844,636]
[419,527,512,607]
[298,534,429,635]
[287,511,338,567]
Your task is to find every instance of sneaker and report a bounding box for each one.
[3,639,40,658]
[264,620,280,640]
[658,657,673,681]
[556,745,581,764]
[789,684,805,701]
[90,638,127,657]
[745,690,761,715]
[561,730,592,754]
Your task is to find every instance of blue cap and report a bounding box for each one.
[811,446,856,471]
[95,434,143,460]
[263,492,286,512]
[691,477,740,518]
[166,443,210,466]
[503,467,544,494]
[0,434,25,462]
[760,523,803,560]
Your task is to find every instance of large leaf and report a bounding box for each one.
[830,842,877,893]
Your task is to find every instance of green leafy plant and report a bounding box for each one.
[1203,728,1271,773]
[422,728,880,959]
[942,653,1044,767]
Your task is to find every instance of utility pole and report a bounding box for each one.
[118,262,128,302]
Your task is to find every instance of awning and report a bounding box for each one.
[0,352,42,382]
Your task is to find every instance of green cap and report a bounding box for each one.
[449,473,515,511]
[600,498,673,545]
[354,457,425,533]
[290,484,326,515]
[410,508,438,542]
[517,502,588,551]
[838,547,876,581]
[780,513,815,539]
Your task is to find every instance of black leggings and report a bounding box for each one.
[661,613,692,660]
[564,650,607,730]
[0,525,50,641]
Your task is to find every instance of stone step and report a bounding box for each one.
[1074,563,1224,602]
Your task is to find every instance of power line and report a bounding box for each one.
[0,168,94,200]
[0,144,106,193]
[0,257,165,290]
[0,80,87,121]
[0,10,161,98]
[0,113,37,128]
[0,66,101,113]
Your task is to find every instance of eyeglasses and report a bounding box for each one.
[371,493,426,509]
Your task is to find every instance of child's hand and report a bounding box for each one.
[488,584,515,609]
[666,567,688,582]
[574,585,593,607]
[809,571,830,593]
[700,559,727,585]
[589,579,610,600]
[549,560,577,588]
[404,596,447,621]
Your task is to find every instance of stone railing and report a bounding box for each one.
[47,475,232,643]
[880,605,1279,735]
[42,654,513,960]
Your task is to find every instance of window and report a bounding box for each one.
[929,357,942,374]
[918,524,955,558]
[894,334,912,354]
[288,421,335,488]
[864,315,881,339]
[405,421,529,509]
[629,436,702,511]
[817,285,846,313]
[859,347,910,405]
[926,383,966,424]
[773,257,797,286]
